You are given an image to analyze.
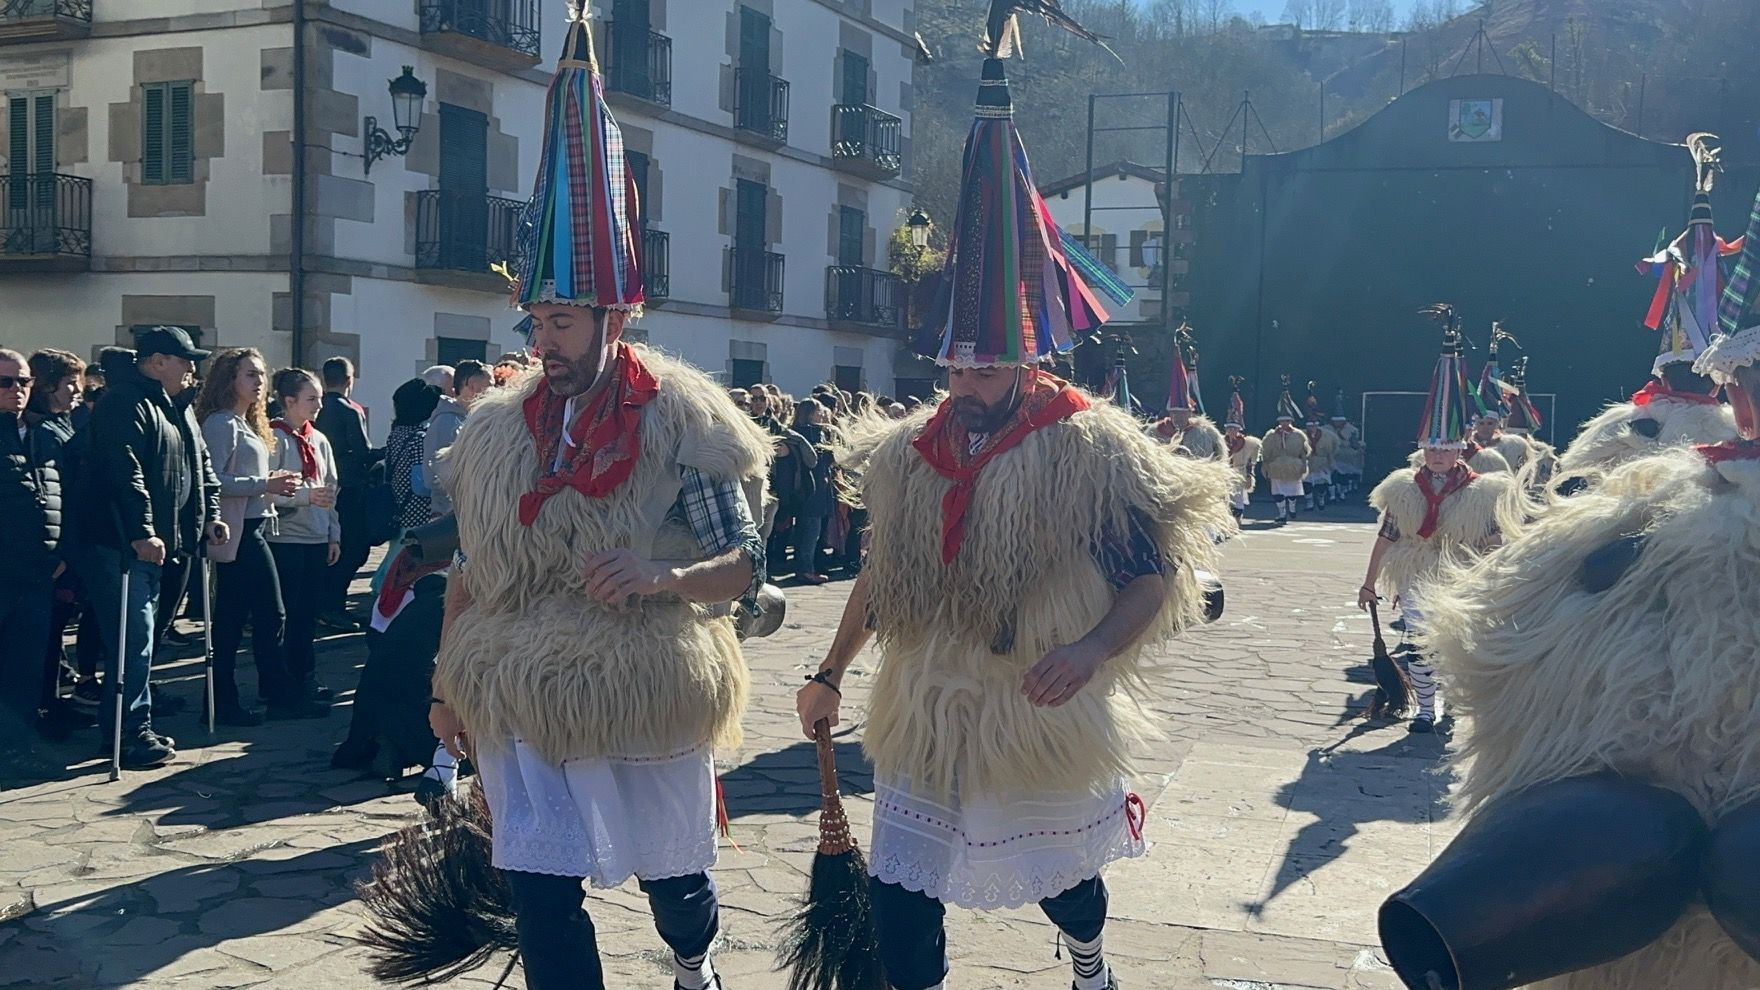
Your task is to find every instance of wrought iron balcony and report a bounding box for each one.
[642,227,670,300]
[825,266,902,331]
[0,173,92,271]
[415,189,521,280]
[0,0,91,41]
[729,246,784,315]
[605,24,671,108]
[418,0,540,66]
[831,105,902,179]
[733,68,789,145]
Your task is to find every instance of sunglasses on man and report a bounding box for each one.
[0,375,33,390]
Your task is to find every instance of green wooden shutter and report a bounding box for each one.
[142,84,165,184]
[838,206,864,266]
[168,82,193,183]
[31,95,53,175]
[6,99,25,210]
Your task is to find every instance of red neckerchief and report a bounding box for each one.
[1632,379,1721,407]
[374,545,450,621]
[1697,440,1760,463]
[912,369,1090,564]
[1414,464,1477,539]
[1226,434,1245,455]
[1154,418,1179,440]
[517,342,659,526]
[271,418,319,480]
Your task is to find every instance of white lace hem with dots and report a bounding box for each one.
[867,775,1146,910]
[477,739,717,889]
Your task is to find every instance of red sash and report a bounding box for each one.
[1414,465,1477,539]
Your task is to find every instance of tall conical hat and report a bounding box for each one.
[1417,304,1475,449]
[1697,166,1760,386]
[1640,134,1743,376]
[1165,348,1194,412]
[1302,380,1323,426]
[507,8,644,313]
[1104,361,1134,411]
[1331,387,1349,422]
[912,2,1130,367]
[1275,374,1302,422]
[1501,355,1544,432]
[1475,322,1511,419]
[1225,376,1247,430]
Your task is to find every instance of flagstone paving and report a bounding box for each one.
[1,508,1452,989]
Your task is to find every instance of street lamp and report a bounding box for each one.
[364,66,428,175]
[906,207,932,249]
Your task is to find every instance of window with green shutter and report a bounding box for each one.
[142,81,195,186]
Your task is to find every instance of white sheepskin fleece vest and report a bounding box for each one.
[1305,428,1339,473]
[838,400,1233,799]
[1557,398,1739,480]
[1368,465,1522,597]
[1175,416,1225,461]
[1261,428,1310,483]
[1228,435,1262,492]
[1419,449,1760,990]
[433,346,770,763]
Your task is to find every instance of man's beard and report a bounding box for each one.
[949,394,1016,433]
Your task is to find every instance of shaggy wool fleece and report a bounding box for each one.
[837,400,1234,799]
[1420,450,1760,989]
[434,346,771,763]
[1228,435,1262,494]
[1261,428,1311,483]
[1174,415,1225,461]
[1556,398,1738,481]
[1367,466,1524,598]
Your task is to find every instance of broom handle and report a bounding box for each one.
[1368,598,1386,650]
[813,718,837,799]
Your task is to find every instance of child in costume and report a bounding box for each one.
[1358,305,1525,733]
[1262,376,1311,524]
[795,8,1232,988]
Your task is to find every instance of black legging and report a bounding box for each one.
[212,518,293,708]
[325,487,373,615]
[503,869,720,990]
[871,875,1109,990]
[270,541,328,689]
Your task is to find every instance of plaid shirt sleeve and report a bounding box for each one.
[1378,513,1401,543]
[1093,507,1167,590]
[677,465,766,613]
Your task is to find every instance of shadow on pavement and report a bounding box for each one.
[720,737,874,819]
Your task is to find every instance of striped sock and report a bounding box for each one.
[673,949,715,990]
[1063,931,1110,990]
[1407,657,1439,719]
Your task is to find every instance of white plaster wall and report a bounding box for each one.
[90,0,272,22]
[1046,172,1166,324]
[0,271,284,363]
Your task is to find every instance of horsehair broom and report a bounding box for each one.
[357,780,518,984]
[776,718,885,990]
[1365,599,1413,720]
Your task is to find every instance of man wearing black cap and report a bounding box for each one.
[74,326,226,768]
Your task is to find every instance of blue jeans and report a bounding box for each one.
[794,513,826,575]
[78,546,160,739]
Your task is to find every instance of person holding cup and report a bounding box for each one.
[268,367,344,705]
[196,349,329,726]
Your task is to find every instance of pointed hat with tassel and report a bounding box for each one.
[1417,304,1476,449]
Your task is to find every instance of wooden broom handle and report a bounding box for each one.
[814,718,837,798]
[1368,599,1386,647]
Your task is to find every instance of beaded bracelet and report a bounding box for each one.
[804,671,841,696]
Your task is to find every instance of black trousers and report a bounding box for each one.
[270,541,328,687]
[502,869,720,990]
[325,487,372,615]
[212,519,292,708]
[871,875,1109,990]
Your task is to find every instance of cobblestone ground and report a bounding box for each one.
[0,505,1456,989]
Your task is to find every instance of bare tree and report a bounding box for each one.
[1348,0,1394,33]
[1197,0,1236,34]
[1284,0,1346,31]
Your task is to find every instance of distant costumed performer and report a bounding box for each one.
[1327,389,1362,497]
[362,9,772,989]
[1301,382,1336,511]
[1223,377,1261,522]
[1376,170,1760,990]
[1358,305,1524,733]
[1261,374,1311,524]
[1154,338,1224,461]
[1556,134,1739,488]
[793,5,1232,989]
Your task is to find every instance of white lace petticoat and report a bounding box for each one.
[475,739,717,888]
[867,775,1146,910]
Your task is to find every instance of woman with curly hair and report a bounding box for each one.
[196,348,330,725]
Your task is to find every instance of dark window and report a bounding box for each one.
[738,6,770,72]
[730,357,765,388]
[626,149,651,224]
[1130,230,1147,267]
[833,364,862,394]
[837,206,864,267]
[437,337,487,367]
[142,81,195,186]
[438,103,490,271]
[735,179,767,247]
[1082,233,1116,269]
[611,0,653,94]
[840,51,869,106]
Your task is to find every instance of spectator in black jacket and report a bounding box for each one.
[73,327,225,769]
[0,348,67,744]
[315,356,382,632]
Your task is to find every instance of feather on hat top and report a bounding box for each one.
[1696,165,1760,385]
[912,1,1130,368]
[1417,304,1475,449]
[506,7,643,313]
[1641,134,1742,375]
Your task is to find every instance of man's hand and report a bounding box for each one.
[1357,585,1379,610]
[207,521,231,546]
[327,542,341,567]
[309,485,337,509]
[429,701,468,760]
[582,549,676,608]
[131,537,167,565]
[796,675,842,739]
[1022,641,1108,708]
[267,472,300,498]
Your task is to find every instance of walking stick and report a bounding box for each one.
[110,565,130,782]
[201,553,215,733]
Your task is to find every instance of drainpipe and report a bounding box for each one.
[290,0,308,366]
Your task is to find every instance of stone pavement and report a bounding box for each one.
[0,508,1457,989]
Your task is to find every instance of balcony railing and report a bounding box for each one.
[733,68,789,145]
[0,0,91,40]
[418,0,541,64]
[831,104,902,178]
[605,24,671,107]
[642,227,670,300]
[415,189,522,276]
[0,173,92,269]
[729,247,784,314]
[825,266,902,330]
